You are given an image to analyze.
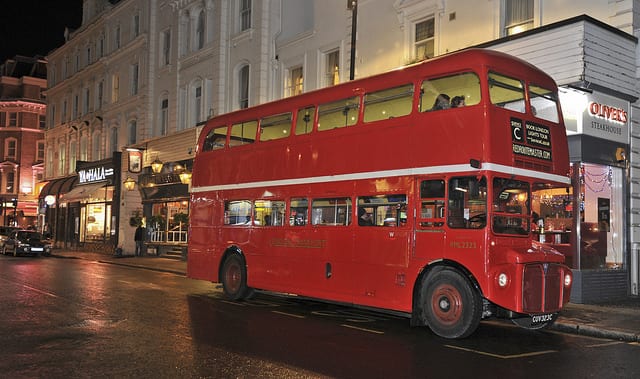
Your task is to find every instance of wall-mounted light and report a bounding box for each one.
[151,157,164,174]
[179,170,192,185]
[123,177,136,191]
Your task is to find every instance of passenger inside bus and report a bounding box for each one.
[358,207,374,226]
[431,94,450,110]
[451,96,465,107]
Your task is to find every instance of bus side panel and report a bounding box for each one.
[352,227,413,312]
[187,194,221,281]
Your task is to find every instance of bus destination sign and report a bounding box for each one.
[510,117,552,161]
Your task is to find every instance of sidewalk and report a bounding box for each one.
[51,249,640,342]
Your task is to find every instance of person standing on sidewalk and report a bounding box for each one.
[134,224,146,257]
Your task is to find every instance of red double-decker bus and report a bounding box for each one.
[187,48,572,338]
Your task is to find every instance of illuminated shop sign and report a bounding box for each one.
[559,89,629,144]
[78,165,114,184]
[588,102,628,124]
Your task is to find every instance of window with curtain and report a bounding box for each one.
[414,18,434,60]
[504,0,533,35]
[325,50,340,86]
[239,65,249,109]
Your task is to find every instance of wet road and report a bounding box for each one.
[1,256,638,378]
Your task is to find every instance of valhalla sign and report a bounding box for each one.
[78,165,114,184]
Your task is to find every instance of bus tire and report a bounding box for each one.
[221,253,250,300]
[421,268,481,339]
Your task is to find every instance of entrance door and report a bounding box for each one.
[414,178,447,262]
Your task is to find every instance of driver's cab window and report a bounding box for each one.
[492,178,530,235]
[448,176,487,229]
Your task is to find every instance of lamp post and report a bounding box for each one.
[348,0,358,80]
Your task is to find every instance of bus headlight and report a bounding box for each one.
[498,273,509,287]
[564,273,572,287]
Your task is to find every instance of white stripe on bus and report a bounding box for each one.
[191,162,570,193]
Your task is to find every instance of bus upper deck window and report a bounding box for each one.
[229,120,258,147]
[419,72,480,112]
[203,126,228,151]
[295,106,316,135]
[260,112,292,141]
[317,97,360,131]
[363,84,414,123]
[529,84,559,123]
[488,72,525,113]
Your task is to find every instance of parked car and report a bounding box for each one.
[1,230,52,257]
[0,226,19,249]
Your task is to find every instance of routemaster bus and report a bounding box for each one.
[187,48,573,339]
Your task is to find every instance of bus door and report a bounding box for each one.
[353,194,411,309]
[414,178,447,262]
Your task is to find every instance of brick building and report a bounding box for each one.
[0,56,47,227]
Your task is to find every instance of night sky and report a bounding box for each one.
[0,0,84,63]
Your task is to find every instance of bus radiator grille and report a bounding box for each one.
[522,263,563,313]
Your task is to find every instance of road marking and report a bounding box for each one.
[221,300,246,306]
[445,344,556,359]
[586,341,625,348]
[272,310,305,319]
[341,324,385,335]
[629,342,640,346]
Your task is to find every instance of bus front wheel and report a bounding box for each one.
[421,268,482,339]
[221,254,250,300]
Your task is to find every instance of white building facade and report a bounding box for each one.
[44,0,639,301]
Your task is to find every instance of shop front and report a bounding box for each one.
[532,89,630,303]
[137,160,190,258]
[38,175,77,246]
[56,154,122,252]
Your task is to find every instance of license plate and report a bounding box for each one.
[531,313,555,325]
[31,247,44,252]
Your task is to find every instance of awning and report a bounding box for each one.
[141,183,189,203]
[39,176,77,198]
[60,182,107,203]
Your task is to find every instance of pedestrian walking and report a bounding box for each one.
[134,224,146,256]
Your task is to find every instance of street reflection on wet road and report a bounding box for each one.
[1,256,639,378]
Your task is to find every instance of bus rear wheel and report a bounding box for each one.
[421,268,481,339]
[221,254,251,300]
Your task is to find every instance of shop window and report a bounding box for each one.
[579,163,624,270]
